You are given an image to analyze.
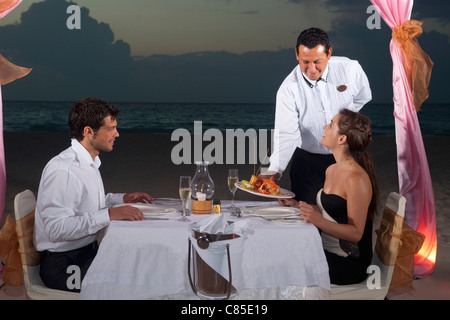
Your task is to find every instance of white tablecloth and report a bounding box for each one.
[79,200,330,300]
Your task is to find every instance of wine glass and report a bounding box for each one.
[179,176,191,222]
[227,169,239,215]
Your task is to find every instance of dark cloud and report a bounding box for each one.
[412,1,450,23]
[1,0,133,100]
[0,0,448,104]
[125,50,294,103]
[0,0,293,103]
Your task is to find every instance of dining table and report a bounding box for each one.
[79,199,331,300]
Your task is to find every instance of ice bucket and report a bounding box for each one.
[188,230,240,300]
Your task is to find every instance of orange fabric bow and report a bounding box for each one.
[0,0,20,15]
[0,54,32,85]
[0,215,24,286]
[392,20,434,111]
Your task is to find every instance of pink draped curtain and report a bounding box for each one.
[370,0,436,277]
[0,0,27,223]
[0,88,5,224]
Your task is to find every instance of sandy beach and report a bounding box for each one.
[1,132,449,299]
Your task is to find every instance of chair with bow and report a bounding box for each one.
[330,192,406,300]
[14,189,79,300]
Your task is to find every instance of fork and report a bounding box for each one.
[256,215,303,222]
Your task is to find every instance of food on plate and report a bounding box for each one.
[241,175,281,196]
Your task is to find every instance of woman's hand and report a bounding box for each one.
[299,201,322,225]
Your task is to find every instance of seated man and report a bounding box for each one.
[34,97,153,292]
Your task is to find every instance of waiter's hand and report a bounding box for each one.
[123,192,153,204]
[257,171,280,182]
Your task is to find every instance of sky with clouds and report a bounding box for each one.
[0,0,448,103]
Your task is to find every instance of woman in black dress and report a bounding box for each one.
[280,109,379,285]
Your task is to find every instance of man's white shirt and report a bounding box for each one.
[34,139,124,252]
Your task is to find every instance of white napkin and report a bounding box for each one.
[224,218,253,236]
[190,214,251,294]
[191,213,228,234]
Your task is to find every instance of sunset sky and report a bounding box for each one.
[0,0,448,103]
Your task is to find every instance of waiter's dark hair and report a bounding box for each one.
[296,27,331,55]
[337,109,379,220]
[68,97,120,141]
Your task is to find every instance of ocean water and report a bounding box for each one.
[2,101,449,136]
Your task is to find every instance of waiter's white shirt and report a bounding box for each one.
[34,139,125,252]
[268,56,372,175]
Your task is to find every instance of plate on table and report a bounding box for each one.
[240,206,301,219]
[114,204,177,218]
[152,198,182,206]
[235,182,295,199]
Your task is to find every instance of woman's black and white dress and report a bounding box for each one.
[316,188,373,285]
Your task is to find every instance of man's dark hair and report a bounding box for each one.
[296,27,331,55]
[68,97,120,141]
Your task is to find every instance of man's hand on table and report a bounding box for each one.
[123,192,153,204]
[108,192,154,221]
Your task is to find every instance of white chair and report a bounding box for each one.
[14,189,79,300]
[330,192,406,300]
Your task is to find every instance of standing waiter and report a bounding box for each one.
[260,28,372,204]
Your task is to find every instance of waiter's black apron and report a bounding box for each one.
[290,148,335,204]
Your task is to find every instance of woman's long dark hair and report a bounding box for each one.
[337,109,379,220]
